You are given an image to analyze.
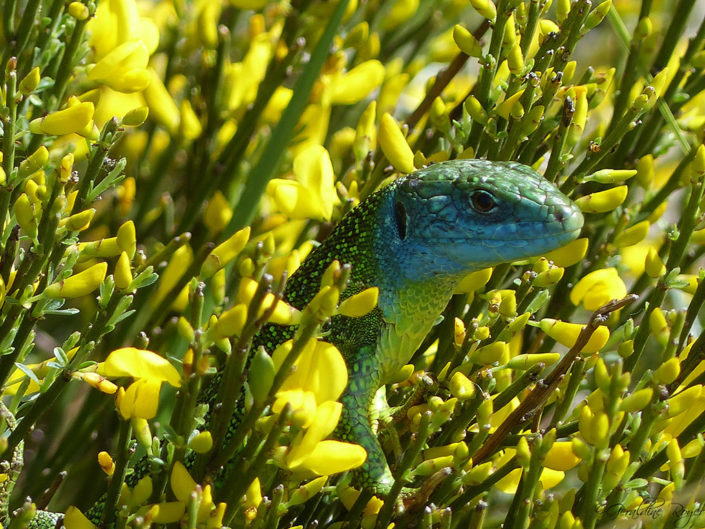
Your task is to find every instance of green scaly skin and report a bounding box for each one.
[18,159,583,525]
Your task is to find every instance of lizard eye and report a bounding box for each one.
[394,201,407,240]
[470,190,496,213]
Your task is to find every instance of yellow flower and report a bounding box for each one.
[269,339,365,476]
[273,339,348,409]
[4,347,80,396]
[235,277,301,326]
[570,268,627,310]
[97,347,182,387]
[44,262,107,299]
[166,462,226,526]
[87,41,151,92]
[203,191,233,234]
[538,318,610,354]
[543,441,581,471]
[116,378,161,419]
[326,60,385,105]
[29,102,95,136]
[267,145,341,220]
[494,467,565,493]
[63,506,97,529]
[83,0,189,133]
[379,112,415,174]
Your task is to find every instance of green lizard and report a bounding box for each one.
[19,159,583,525]
[254,158,583,493]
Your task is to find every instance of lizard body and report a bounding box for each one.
[255,159,583,492]
[19,159,583,524]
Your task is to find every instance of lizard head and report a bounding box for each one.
[381,159,584,277]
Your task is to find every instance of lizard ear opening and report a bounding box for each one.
[394,201,407,240]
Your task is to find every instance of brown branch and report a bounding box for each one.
[472,294,638,464]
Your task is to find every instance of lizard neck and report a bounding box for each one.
[371,194,478,381]
[284,189,385,309]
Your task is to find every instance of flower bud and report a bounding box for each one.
[131,418,153,453]
[645,248,665,278]
[60,209,95,232]
[583,169,637,184]
[287,477,327,507]
[507,353,560,370]
[556,0,570,22]
[653,357,680,385]
[413,455,454,476]
[18,146,49,179]
[188,431,214,453]
[666,439,684,486]
[13,193,39,239]
[463,461,493,485]
[453,25,482,57]
[379,112,415,173]
[249,347,275,405]
[496,90,525,120]
[666,385,701,417]
[19,66,40,95]
[455,267,493,293]
[68,1,89,19]
[29,102,94,136]
[470,0,496,21]
[648,307,669,347]
[507,43,524,75]
[533,266,564,287]
[45,262,108,298]
[470,341,509,365]
[575,186,628,213]
[539,20,560,44]
[213,304,248,339]
[122,106,149,127]
[449,371,475,400]
[98,451,115,476]
[200,227,251,279]
[464,95,488,125]
[543,238,589,267]
[117,221,136,258]
[619,388,653,412]
[603,444,629,490]
[583,0,611,32]
[354,100,377,162]
[615,221,650,247]
[337,287,378,317]
[617,339,634,358]
[539,318,610,354]
[543,441,581,471]
[114,251,133,290]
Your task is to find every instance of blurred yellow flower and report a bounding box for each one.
[267,145,341,220]
[87,41,151,92]
[85,0,183,132]
[570,268,627,310]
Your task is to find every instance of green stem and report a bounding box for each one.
[101,420,133,527]
[8,0,40,64]
[2,0,16,45]
[225,0,351,234]
[76,118,120,212]
[374,412,432,529]
[1,59,18,232]
[49,16,90,106]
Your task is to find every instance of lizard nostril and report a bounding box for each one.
[554,209,564,223]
